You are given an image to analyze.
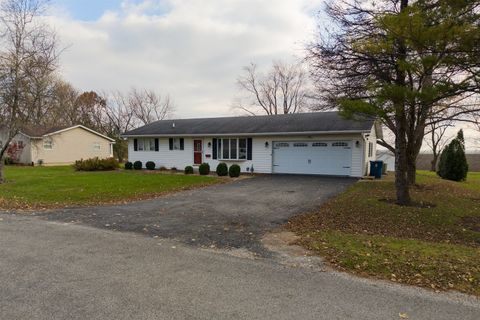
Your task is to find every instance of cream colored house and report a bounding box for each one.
[0,125,115,166]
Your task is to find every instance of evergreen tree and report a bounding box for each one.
[437,130,468,181]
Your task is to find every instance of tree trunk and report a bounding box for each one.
[394,115,411,205]
[0,159,4,184]
[431,154,438,172]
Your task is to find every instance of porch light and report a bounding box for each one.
[355,140,360,147]
[208,142,212,148]
[265,141,269,148]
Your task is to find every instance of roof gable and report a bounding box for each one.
[21,125,115,142]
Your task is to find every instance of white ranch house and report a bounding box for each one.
[123,112,382,177]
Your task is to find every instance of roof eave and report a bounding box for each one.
[121,129,371,138]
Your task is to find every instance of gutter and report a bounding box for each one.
[121,130,371,138]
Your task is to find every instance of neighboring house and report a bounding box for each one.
[0,125,115,166]
[376,150,395,172]
[123,112,382,177]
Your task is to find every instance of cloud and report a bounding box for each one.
[48,0,323,117]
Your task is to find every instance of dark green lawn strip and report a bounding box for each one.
[0,166,221,209]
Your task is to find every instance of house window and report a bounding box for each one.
[275,142,289,148]
[312,142,327,147]
[368,142,373,158]
[293,142,308,147]
[217,138,247,160]
[18,141,24,148]
[43,138,53,150]
[138,138,156,151]
[169,138,184,150]
[332,142,348,147]
[93,142,101,151]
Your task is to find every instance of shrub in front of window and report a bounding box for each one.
[229,164,241,178]
[133,161,143,170]
[199,163,210,175]
[124,162,133,170]
[146,161,156,170]
[74,157,119,171]
[216,163,228,176]
[184,166,194,174]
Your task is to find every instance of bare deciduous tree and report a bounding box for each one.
[128,88,173,125]
[0,0,59,183]
[425,121,453,172]
[236,61,310,115]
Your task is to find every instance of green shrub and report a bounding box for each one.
[159,166,167,171]
[124,162,133,170]
[199,163,210,175]
[74,157,119,171]
[171,167,178,171]
[184,166,194,174]
[3,157,13,165]
[216,163,228,176]
[133,161,142,170]
[229,164,241,178]
[437,130,468,181]
[146,161,156,170]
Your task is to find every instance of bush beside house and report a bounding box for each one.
[133,161,143,170]
[74,157,119,171]
[199,163,210,175]
[229,164,241,178]
[216,163,228,176]
[146,161,156,170]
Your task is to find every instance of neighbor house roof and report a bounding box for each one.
[122,112,376,137]
[20,125,116,142]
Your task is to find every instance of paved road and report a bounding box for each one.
[39,175,355,256]
[1,214,479,320]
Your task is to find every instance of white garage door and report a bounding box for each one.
[272,141,352,176]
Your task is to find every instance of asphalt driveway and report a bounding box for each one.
[39,175,355,256]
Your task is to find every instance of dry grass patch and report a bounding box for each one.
[287,171,480,296]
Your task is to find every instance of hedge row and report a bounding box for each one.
[124,161,242,177]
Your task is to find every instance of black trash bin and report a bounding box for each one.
[369,161,384,179]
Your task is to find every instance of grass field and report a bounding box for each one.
[0,166,221,209]
[288,171,480,296]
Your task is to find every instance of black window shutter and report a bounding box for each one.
[134,138,138,151]
[155,138,159,151]
[180,138,184,150]
[247,138,253,160]
[169,138,173,150]
[212,138,217,159]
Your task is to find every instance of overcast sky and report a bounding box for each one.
[48,0,479,151]
[49,0,322,117]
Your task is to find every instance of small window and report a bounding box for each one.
[332,142,348,147]
[43,138,53,150]
[275,142,289,148]
[312,142,327,147]
[293,142,308,147]
[138,138,156,151]
[18,141,24,148]
[93,142,101,151]
[368,142,373,157]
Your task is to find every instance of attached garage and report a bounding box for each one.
[272,141,353,176]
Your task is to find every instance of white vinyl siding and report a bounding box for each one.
[128,133,369,177]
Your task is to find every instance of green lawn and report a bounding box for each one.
[287,171,480,296]
[0,166,221,209]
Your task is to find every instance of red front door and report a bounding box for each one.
[194,140,203,165]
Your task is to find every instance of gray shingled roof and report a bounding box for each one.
[123,112,375,137]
